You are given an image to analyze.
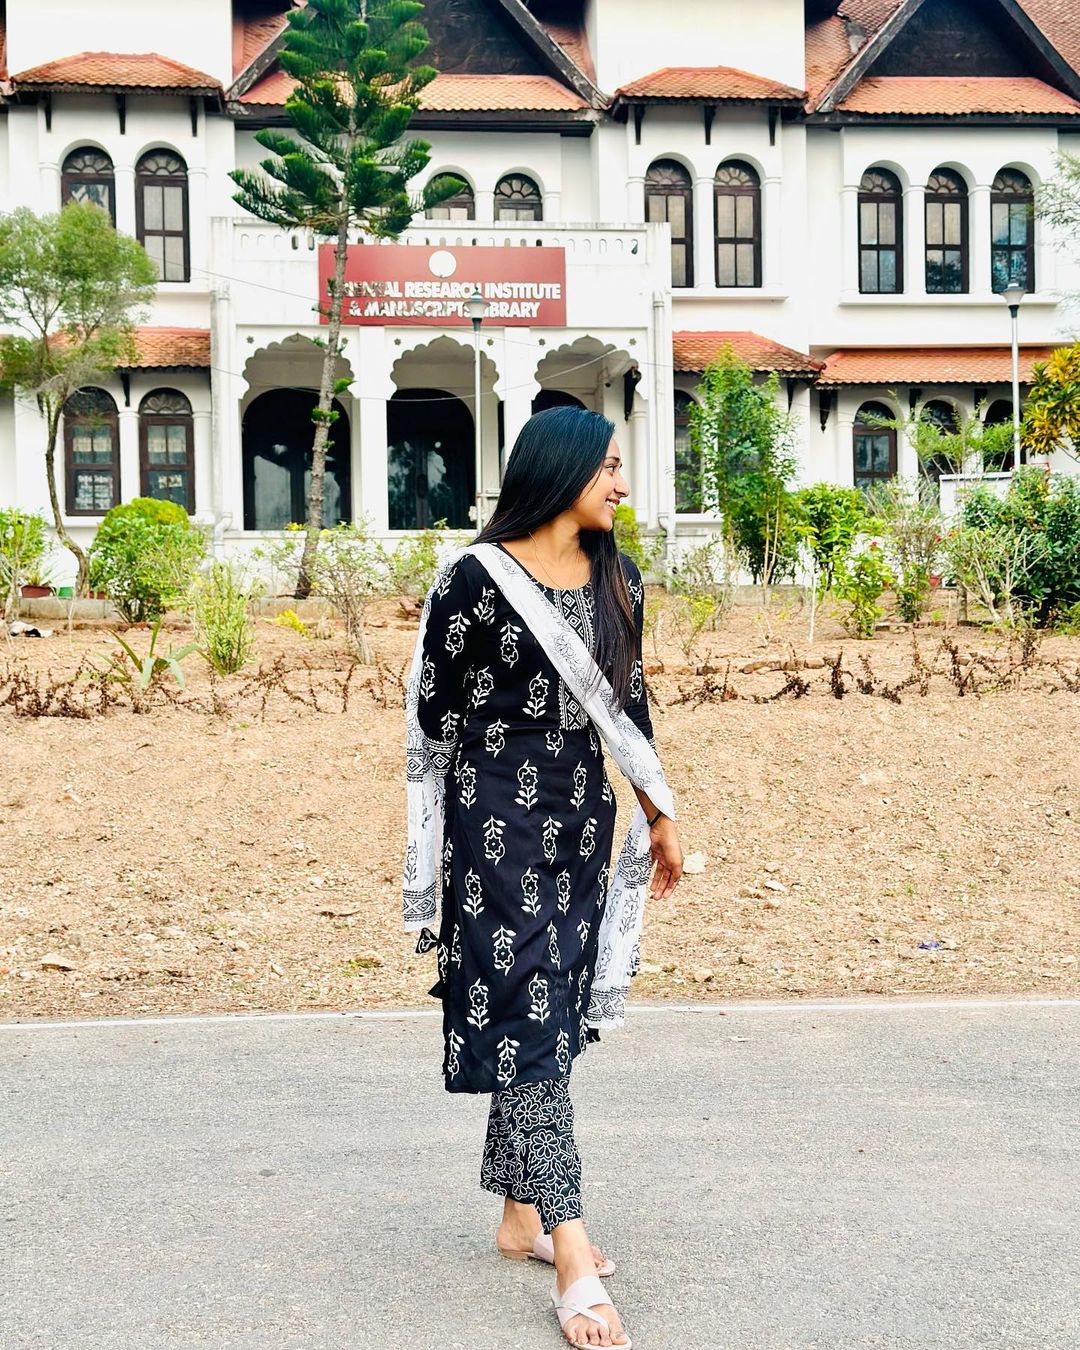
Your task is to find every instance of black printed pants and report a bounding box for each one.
[479,1075,584,1234]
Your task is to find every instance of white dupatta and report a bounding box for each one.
[404,541,676,1031]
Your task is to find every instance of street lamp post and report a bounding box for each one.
[466,287,489,531]
[1002,282,1026,472]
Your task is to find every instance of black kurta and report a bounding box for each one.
[415,541,656,1094]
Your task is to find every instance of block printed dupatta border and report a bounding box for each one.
[403,541,677,1032]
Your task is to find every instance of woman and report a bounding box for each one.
[404,406,683,1348]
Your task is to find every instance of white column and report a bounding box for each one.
[40,162,62,211]
[693,176,714,289]
[114,164,136,238]
[904,184,926,299]
[626,175,645,221]
[629,404,650,521]
[897,390,920,478]
[192,409,212,518]
[208,247,242,534]
[475,189,495,223]
[840,185,859,297]
[762,175,782,290]
[355,328,391,532]
[969,184,991,296]
[188,167,209,286]
[544,189,562,223]
[117,406,139,504]
[498,329,539,461]
[836,410,855,486]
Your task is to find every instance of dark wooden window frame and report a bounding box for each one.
[645,159,694,289]
[673,389,703,512]
[852,401,897,490]
[494,173,543,222]
[135,150,190,283]
[925,168,969,294]
[425,176,476,221]
[64,388,120,517]
[858,169,903,295]
[139,389,195,512]
[991,168,1035,294]
[713,160,761,289]
[61,147,116,225]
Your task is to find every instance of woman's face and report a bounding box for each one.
[570,437,630,532]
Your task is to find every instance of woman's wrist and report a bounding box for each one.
[646,807,665,827]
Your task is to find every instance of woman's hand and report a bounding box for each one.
[648,816,683,900]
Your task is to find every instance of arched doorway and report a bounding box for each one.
[242,389,351,530]
[388,388,475,529]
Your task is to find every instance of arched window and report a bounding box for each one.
[494,174,542,223]
[61,147,115,224]
[136,150,189,281]
[140,389,194,511]
[991,168,1035,293]
[674,391,701,512]
[426,176,475,221]
[919,399,959,484]
[388,389,475,529]
[858,169,903,294]
[714,160,761,288]
[852,401,896,492]
[645,160,693,288]
[64,388,119,515]
[242,390,351,531]
[925,168,967,293]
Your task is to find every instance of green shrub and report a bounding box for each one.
[0,507,50,620]
[189,561,259,675]
[89,497,206,622]
[794,483,866,591]
[381,522,458,597]
[865,477,944,624]
[835,546,895,638]
[613,503,664,573]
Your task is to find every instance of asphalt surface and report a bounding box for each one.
[2,998,1078,1350]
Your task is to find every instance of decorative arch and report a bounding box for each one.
[426,170,475,221]
[494,172,543,222]
[533,335,639,412]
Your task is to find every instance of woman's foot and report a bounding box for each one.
[552,1220,628,1347]
[497,1198,611,1273]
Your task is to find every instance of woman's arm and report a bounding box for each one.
[416,557,480,755]
[620,555,682,899]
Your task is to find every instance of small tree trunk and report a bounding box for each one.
[43,404,90,596]
[296,211,351,599]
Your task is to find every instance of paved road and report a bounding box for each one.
[2,999,1078,1350]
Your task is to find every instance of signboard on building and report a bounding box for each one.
[319,244,566,327]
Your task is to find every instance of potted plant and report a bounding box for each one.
[20,562,56,598]
[1,508,50,617]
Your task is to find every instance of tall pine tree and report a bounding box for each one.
[231,0,456,595]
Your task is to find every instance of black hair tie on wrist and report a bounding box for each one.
[646,808,663,827]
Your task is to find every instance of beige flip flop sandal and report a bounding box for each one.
[497,1231,616,1277]
[551,1273,632,1349]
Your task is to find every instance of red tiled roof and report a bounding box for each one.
[10,52,220,93]
[615,66,805,102]
[232,10,290,79]
[121,328,211,370]
[1017,0,1080,78]
[836,74,1080,115]
[817,346,1057,387]
[241,70,588,111]
[674,331,822,376]
[805,16,856,105]
[539,19,596,84]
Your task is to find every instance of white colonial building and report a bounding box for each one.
[1,0,1079,583]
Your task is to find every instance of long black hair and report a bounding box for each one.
[473,405,637,709]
